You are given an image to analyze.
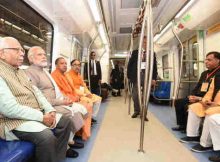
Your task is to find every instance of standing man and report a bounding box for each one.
[0,37,74,162]
[84,51,102,96]
[127,36,158,120]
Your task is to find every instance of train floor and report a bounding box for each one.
[65,94,219,162]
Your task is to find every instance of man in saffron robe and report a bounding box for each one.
[65,59,102,120]
[51,57,92,140]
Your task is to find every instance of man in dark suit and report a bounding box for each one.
[84,51,102,96]
[127,36,158,120]
[172,51,220,132]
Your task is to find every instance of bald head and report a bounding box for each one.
[28,46,47,68]
[0,37,25,67]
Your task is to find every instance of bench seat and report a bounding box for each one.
[0,138,34,162]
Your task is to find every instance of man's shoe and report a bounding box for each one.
[66,148,79,158]
[68,141,84,149]
[172,126,186,131]
[179,136,200,143]
[131,112,139,118]
[209,155,220,162]
[92,118,97,123]
[191,144,213,152]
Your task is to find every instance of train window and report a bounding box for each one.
[0,0,53,69]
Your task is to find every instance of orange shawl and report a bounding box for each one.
[51,69,77,101]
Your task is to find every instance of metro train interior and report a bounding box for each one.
[1,0,220,162]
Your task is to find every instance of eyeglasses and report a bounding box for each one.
[72,64,81,67]
[2,48,25,54]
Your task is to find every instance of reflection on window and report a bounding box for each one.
[0,0,53,68]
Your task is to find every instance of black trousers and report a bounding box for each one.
[132,83,141,113]
[13,115,71,162]
[90,75,100,96]
[174,98,189,127]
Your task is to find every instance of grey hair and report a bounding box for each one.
[27,46,43,61]
[0,37,17,49]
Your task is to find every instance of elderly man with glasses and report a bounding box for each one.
[0,37,75,162]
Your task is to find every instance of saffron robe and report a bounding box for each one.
[51,69,92,140]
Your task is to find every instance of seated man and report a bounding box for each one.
[0,37,75,162]
[26,46,87,155]
[66,59,102,120]
[51,57,92,140]
[180,75,220,146]
[180,77,220,162]
[172,51,220,132]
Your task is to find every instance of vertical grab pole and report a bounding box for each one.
[139,0,154,153]
[171,21,183,108]
[137,0,147,153]
[127,33,134,114]
[87,32,99,90]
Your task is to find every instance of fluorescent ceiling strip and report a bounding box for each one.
[88,0,101,22]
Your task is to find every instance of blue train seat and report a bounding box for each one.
[0,138,34,162]
[153,81,171,99]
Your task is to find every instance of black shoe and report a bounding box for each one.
[92,118,97,123]
[191,144,213,152]
[68,141,84,149]
[179,136,200,143]
[112,92,117,96]
[209,155,220,162]
[66,148,79,158]
[131,112,140,118]
[172,126,186,131]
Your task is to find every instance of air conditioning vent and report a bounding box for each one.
[120,27,132,33]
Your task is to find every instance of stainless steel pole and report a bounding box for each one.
[171,21,183,108]
[137,0,148,153]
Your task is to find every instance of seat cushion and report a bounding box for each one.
[0,139,34,162]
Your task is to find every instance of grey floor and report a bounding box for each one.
[65,100,109,162]
[148,101,219,162]
[65,97,219,162]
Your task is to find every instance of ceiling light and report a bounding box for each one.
[88,0,101,22]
